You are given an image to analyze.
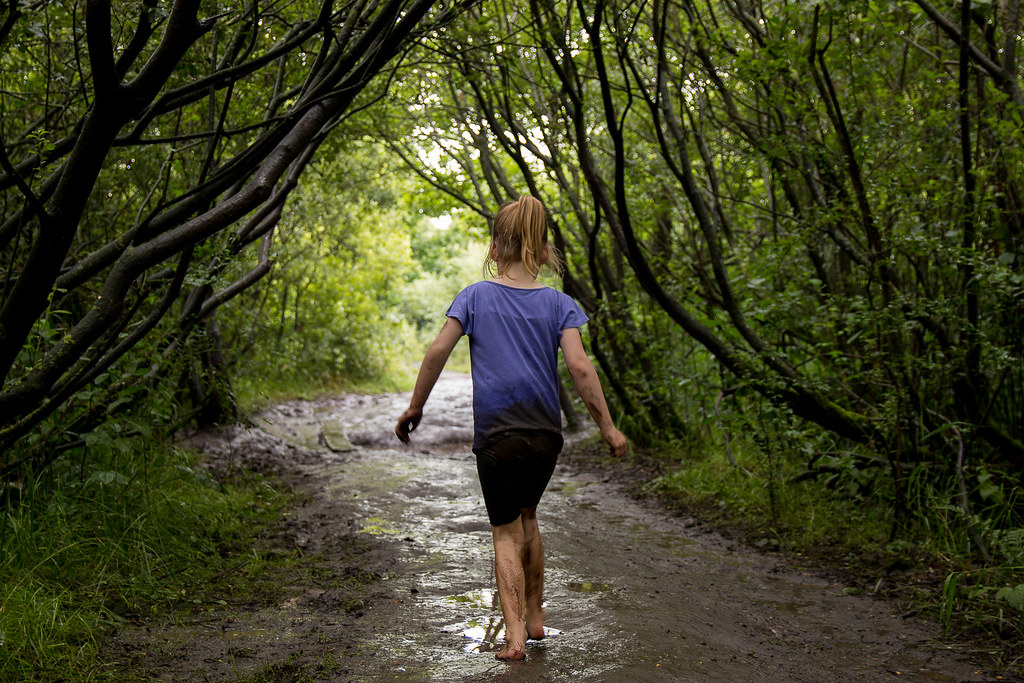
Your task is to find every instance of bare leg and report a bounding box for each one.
[491,518,527,661]
[519,507,546,640]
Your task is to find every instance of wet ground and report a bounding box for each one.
[111,373,1012,682]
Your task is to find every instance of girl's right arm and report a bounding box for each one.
[559,327,628,457]
[395,317,464,443]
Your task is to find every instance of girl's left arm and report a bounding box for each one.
[395,317,464,442]
[560,327,628,456]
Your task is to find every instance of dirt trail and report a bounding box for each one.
[110,373,1011,682]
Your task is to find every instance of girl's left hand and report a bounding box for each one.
[602,426,628,457]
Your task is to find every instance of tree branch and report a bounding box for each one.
[914,0,1024,110]
[0,0,22,48]
[85,0,119,101]
[0,135,49,227]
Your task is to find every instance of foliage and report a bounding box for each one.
[0,440,287,679]
[346,8,1024,662]
[216,139,484,409]
[0,0,473,466]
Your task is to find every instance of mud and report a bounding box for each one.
[108,373,1013,682]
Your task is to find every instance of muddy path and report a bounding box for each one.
[110,373,1010,682]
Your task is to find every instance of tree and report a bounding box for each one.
[0,0,471,469]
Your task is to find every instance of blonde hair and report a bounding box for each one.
[485,195,564,278]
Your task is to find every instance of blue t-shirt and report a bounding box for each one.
[446,281,589,449]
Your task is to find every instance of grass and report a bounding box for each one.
[650,451,891,552]
[233,335,472,415]
[0,442,289,680]
[235,367,414,413]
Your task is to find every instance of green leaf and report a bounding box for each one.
[994,584,1024,611]
[87,471,128,487]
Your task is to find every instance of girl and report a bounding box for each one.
[395,195,627,661]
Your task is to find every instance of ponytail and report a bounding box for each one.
[485,196,564,278]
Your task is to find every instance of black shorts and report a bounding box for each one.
[473,430,563,527]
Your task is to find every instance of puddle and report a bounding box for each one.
[359,516,401,535]
[332,378,995,681]
[567,581,612,593]
[460,616,506,653]
[445,588,498,609]
[458,617,564,654]
[546,480,595,496]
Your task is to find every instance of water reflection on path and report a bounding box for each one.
[285,373,992,682]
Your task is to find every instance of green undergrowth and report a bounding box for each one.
[0,442,290,680]
[649,447,893,555]
[235,336,472,415]
[236,367,414,413]
[615,437,1024,673]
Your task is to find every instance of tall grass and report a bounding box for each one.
[235,365,415,413]
[648,439,894,554]
[0,440,286,679]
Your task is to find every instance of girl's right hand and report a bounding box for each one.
[602,426,628,457]
[395,407,422,443]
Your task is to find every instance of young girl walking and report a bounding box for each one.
[395,195,628,662]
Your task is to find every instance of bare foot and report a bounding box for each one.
[526,609,546,641]
[497,621,527,661]
[495,642,526,661]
